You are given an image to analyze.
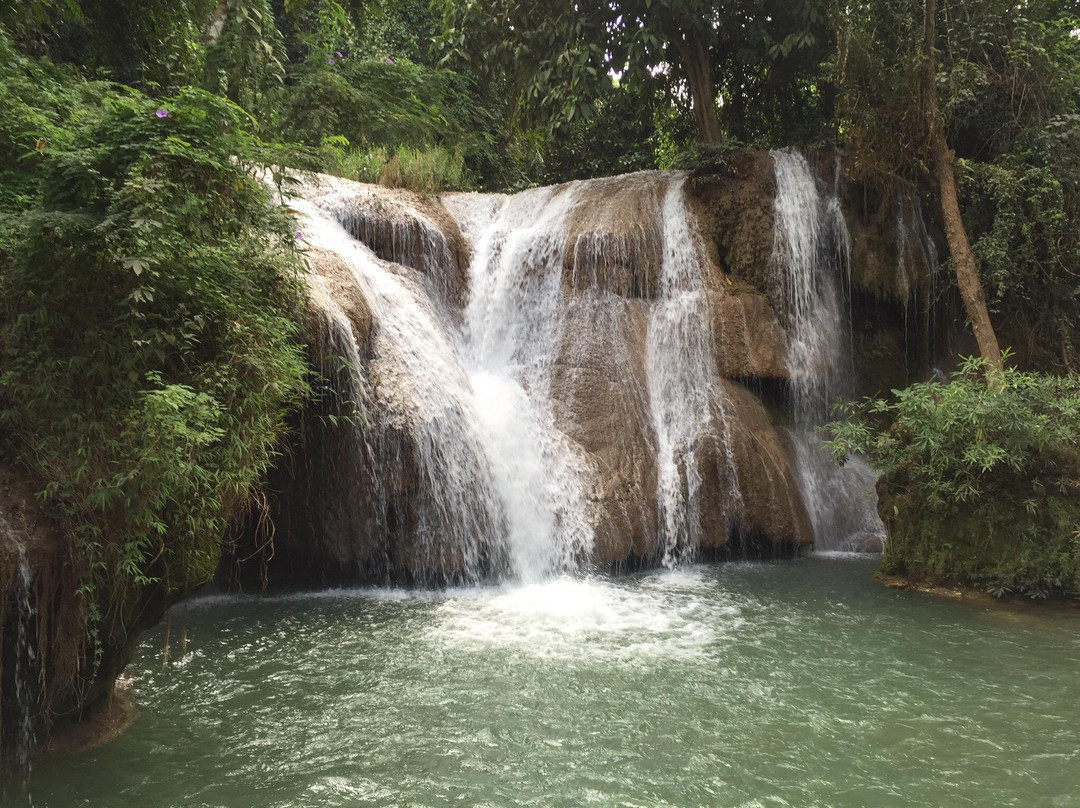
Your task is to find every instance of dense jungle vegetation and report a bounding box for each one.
[0,0,1079,722]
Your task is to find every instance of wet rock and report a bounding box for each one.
[693,382,814,551]
[563,173,666,300]
[712,289,789,379]
[549,295,658,563]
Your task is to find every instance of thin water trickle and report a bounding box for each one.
[769,151,885,551]
[12,544,36,770]
[646,175,740,567]
[1,519,39,808]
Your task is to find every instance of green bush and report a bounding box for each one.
[825,355,1080,596]
[0,84,310,619]
[319,136,472,193]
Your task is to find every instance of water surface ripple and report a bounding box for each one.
[23,557,1080,807]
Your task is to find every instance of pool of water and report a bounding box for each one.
[14,556,1080,807]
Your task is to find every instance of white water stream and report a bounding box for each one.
[645,178,740,566]
[769,151,886,552]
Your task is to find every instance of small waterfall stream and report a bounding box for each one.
[769,150,850,422]
[1,511,39,804]
[12,543,37,769]
[769,150,886,552]
[449,184,594,581]
[646,176,740,566]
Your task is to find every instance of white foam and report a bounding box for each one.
[430,574,740,662]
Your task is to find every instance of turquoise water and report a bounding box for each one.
[15,556,1080,807]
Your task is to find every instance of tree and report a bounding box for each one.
[434,0,829,144]
[920,0,1003,374]
[834,0,1044,376]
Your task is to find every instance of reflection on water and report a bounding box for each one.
[14,556,1080,808]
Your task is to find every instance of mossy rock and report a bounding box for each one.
[879,482,1080,598]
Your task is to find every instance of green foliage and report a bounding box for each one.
[204,0,287,121]
[0,29,90,253]
[956,144,1080,368]
[43,0,214,88]
[320,136,472,192]
[434,0,834,145]
[834,0,1080,371]
[669,140,744,174]
[0,84,310,618]
[538,83,660,184]
[282,55,451,148]
[825,354,1080,595]
[827,354,1080,505]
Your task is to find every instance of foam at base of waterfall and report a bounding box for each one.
[428,572,735,663]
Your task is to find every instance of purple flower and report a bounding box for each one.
[385,57,393,65]
[295,231,304,241]
[328,57,336,65]
[155,109,169,118]
[335,51,343,58]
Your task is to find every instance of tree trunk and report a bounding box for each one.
[674,30,722,144]
[206,0,229,44]
[922,0,1004,375]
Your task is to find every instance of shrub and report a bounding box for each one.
[0,85,310,625]
[825,355,1080,596]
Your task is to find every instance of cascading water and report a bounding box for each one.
[11,543,36,770]
[769,150,886,552]
[769,150,850,422]
[287,170,756,581]
[448,184,594,581]
[293,181,509,583]
[646,176,741,566]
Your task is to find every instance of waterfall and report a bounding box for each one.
[895,188,940,369]
[769,149,850,422]
[448,184,594,581]
[281,167,824,581]
[294,181,509,584]
[769,151,886,552]
[12,543,36,769]
[0,508,38,785]
[646,176,740,566]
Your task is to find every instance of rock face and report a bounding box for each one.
[230,152,936,587]
[0,466,107,758]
